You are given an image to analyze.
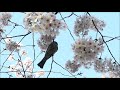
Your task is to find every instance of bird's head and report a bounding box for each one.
[53,41,58,46]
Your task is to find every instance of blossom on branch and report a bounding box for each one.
[5,39,21,52]
[65,60,81,73]
[8,57,33,78]
[23,12,66,36]
[65,37,105,73]
[8,54,14,61]
[72,37,104,64]
[0,12,12,26]
[74,14,106,36]
[34,70,45,78]
[94,58,120,78]
[20,49,27,56]
[37,34,56,51]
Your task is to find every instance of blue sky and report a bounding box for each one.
[0,12,120,78]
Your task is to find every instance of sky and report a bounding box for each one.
[0,12,120,78]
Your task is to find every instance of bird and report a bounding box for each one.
[37,40,58,68]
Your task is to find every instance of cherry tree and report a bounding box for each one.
[0,12,119,78]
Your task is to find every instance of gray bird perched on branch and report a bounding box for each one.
[37,40,58,68]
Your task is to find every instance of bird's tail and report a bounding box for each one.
[37,57,47,68]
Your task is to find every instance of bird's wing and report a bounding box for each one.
[45,42,58,57]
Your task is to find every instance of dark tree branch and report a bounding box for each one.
[2,32,31,39]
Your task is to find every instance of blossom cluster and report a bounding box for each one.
[23,12,66,51]
[65,37,104,73]
[66,55,120,77]
[72,38,104,64]
[65,14,107,74]
[23,12,66,36]
[74,14,106,36]
[8,50,27,61]
[0,12,12,28]
[5,38,21,52]
[0,12,12,40]
[9,57,45,78]
[37,34,56,51]
[94,58,120,78]
[65,60,81,73]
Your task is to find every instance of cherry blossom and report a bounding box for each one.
[24,12,66,52]
[4,37,12,44]
[94,58,120,78]
[34,70,45,78]
[8,54,14,61]
[8,57,33,78]
[74,14,106,36]
[37,34,56,51]
[66,37,105,73]
[20,49,27,56]
[5,40,21,52]
[0,12,118,78]
[72,37,104,64]
[65,60,81,73]
[0,12,12,26]
[23,12,66,36]
[9,65,16,72]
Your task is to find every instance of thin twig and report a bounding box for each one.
[103,36,120,40]
[2,32,31,39]
[105,36,120,43]
[60,12,74,20]
[6,25,15,36]
[8,20,25,29]
[17,52,26,78]
[53,60,77,78]
[0,31,30,71]
[32,32,35,73]
[59,12,75,41]
[24,51,43,72]
[47,56,54,78]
